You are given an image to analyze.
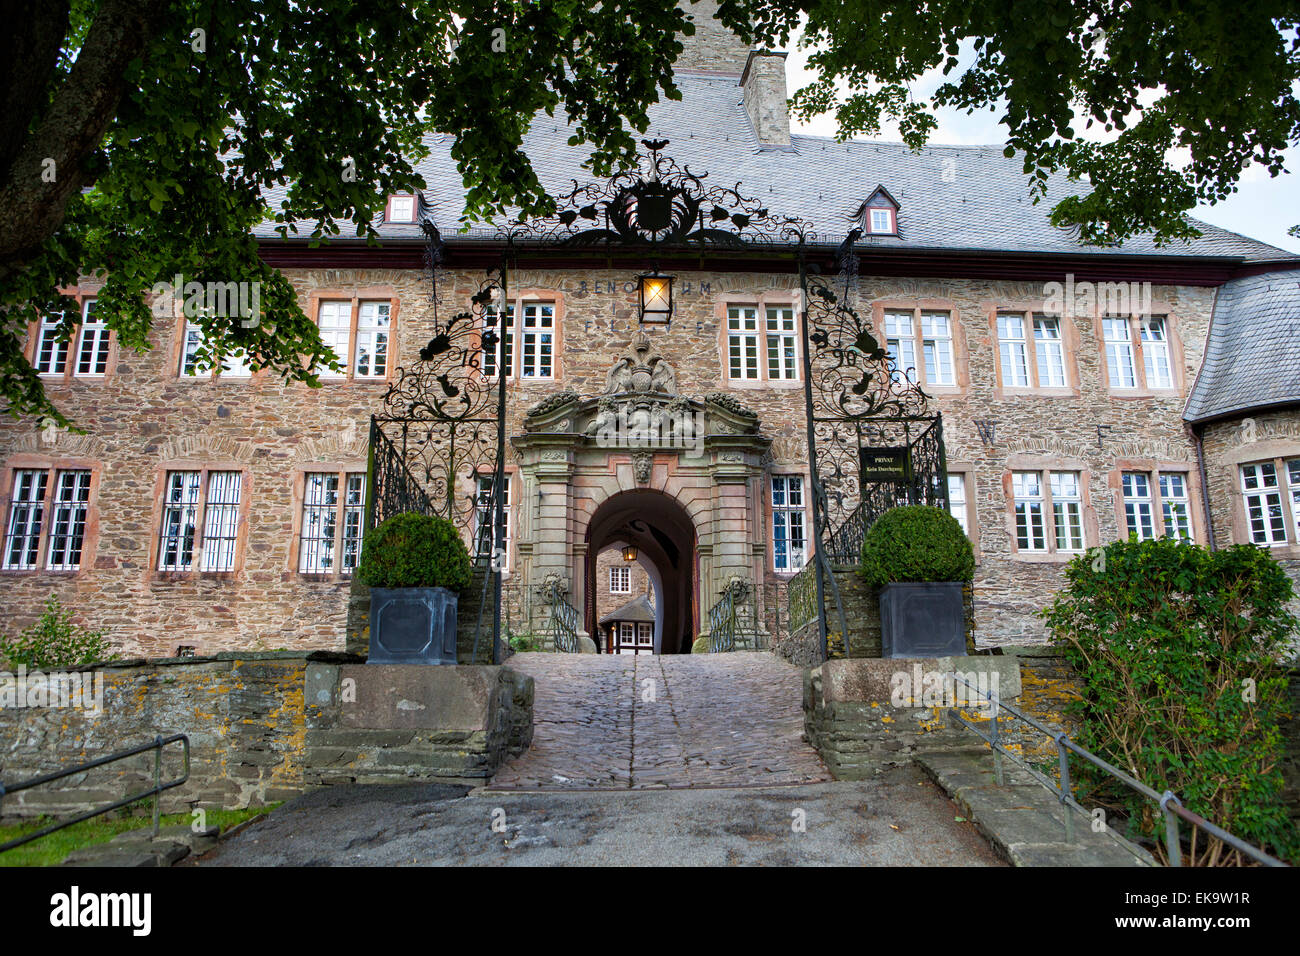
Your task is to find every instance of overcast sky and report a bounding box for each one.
[784,45,1300,256]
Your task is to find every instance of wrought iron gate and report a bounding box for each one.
[790,240,949,659]
[366,221,510,663]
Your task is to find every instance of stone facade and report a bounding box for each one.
[0,266,1225,657]
[592,548,654,628]
[1199,408,1300,626]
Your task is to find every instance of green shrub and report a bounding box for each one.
[356,512,472,591]
[0,595,119,669]
[1043,537,1299,865]
[508,632,537,653]
[858,505,974,587]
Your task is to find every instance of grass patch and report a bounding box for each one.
[0,803,277,867]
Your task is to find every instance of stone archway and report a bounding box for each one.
[584,490,697,654]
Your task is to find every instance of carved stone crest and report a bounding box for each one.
[632,451,654,484]
[604,331,677,396]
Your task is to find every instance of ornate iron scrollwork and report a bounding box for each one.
[502,139,816,249]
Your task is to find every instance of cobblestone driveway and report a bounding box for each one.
[488,651,830,790]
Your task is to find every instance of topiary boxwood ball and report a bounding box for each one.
[859,504,974,588]
[356,512,472,591]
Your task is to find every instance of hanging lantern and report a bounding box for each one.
[637,269,674,324]
[621,544,639,562]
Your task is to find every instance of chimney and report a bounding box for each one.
[675,0,751,74]
[740,50,791,147]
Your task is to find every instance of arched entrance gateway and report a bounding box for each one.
[511,332,772,654]
[584,490,696,654]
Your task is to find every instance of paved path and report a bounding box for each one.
[194,771,1005,867]
[488,651,830,790]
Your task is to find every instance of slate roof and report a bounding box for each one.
[1184,268,1300,423]
[598,595,656,626]
[254,70,1295,263]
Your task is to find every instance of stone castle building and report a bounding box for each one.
[3,7,1299,661]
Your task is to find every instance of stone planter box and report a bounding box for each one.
[367,587,458,665]
[879,581,965,658]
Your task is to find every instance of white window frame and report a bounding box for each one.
[33,313,71,377]
[947,473,969,535]
[1121,471,1156,540]
[46,470,92,571]
[884,311,917,383]
[316,301,353,380]
[610,564,631,594]
[997,313,1031,388]
[727,306,760,380]
[1102,314,1175,391]
[1140,317,1173,389]
[1240,461,1290,546]
[1012,469,1087,555]
[74,300,110,377]
[920,312,955,386]
[765,306,798,380]
[1032,314,1067,387]
[387,194,416,223]
[2,469,50,570]
[354,302,391,379]
[156,469,242,574]
[771,474,808,572]
[181,319,252,379]
[299,471,366,577]
[520,302,554,379]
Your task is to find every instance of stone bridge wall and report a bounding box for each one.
[0,653,532,819]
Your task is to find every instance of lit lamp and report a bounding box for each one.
[621,544,639,562]
[637,269,674,324]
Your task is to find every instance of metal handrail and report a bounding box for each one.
[0,734,190,853]
[944,673,1286,867]
[544,583,581,653]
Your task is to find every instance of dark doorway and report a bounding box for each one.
[584,490,697,654]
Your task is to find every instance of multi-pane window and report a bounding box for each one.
[999,312,1066,389]
[1240,461,1296,546]
[387,195,415,223]
[181,320,251,378]
[610,565,631,594]
[317,302,352,379]
[33,299,110,381]
[1121,470,1193,542]
[1033,316,1066,387]
[1012,472,1046,551]
[1121,472,1155,540]
[884,311,917,382]
[75,300,110,377]
[727,307,760,380]
[479,301,553,380]
[869,208,893,234]
[299,472,366,576]
[354,302,390,379]
[766,307,798,380]
[3,470,50,570]
[2,468,93,572]
[883,309,955,386]
[473,473,512,571]
[1013,470,1085,554]
[947,473,969,535]
[481,304,514,378]
[1050,472,1085,551]
[157,470,242,573]
[997,313,1030,387]
[1103,315,1175,391]
[33,312,70,376]
[920,312,955,386]
[46,471,91,571]
[1102,318,1137,388]
[1140,318,1173,389]
[521,303,554,378]
[771,475,807,572]
[1159,472,1192,540]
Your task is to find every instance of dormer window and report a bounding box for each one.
[861,185,900,236]
[386,194,416,223]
